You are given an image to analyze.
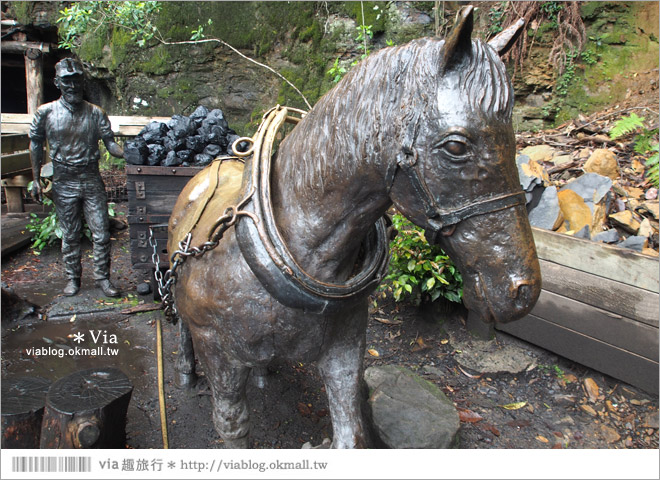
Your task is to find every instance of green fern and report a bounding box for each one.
[645,143,659,188]
[609,113,646,140]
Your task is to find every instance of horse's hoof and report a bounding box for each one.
[221,436,249,449]
[174,370,197,390]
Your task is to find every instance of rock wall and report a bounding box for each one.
[5,1,658,134]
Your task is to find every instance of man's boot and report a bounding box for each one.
[63,278,80,296]
[96,278,119,297]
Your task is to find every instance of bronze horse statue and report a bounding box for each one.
[167,7,540,448]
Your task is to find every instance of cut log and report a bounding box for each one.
[1,377,50,448]
[39,368,133,449]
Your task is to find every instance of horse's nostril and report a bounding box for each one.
[510,279,536,301]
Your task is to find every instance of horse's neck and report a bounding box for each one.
[271,105,391,282]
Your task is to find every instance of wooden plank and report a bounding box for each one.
[529,290,658,361]
[125,165,201,176]
[1,41,51,54]
[539,259,659,328]
[0,216,34,256]
[1,151,31,176]
[1,134,30,153]
[498,314,659,394]
[1,114,170,136]
[532,227,659,293]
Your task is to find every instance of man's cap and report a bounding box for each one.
[55,58,83,77]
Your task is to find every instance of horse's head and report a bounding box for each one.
[387,7,540,324]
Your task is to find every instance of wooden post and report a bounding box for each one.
[1,377,51,449]
[40,368,133,449]
[24,47,44,114]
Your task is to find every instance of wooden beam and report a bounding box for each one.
[24,49,44,114]
[2,113,171,136]
[532,227,659,293]
[498,314,659,394]
[539,258,659,328]
[1,41,51,54]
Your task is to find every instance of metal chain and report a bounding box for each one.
[148,201,256,321]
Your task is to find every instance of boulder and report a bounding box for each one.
[147,144,166,166]
[557,189,592,234]
[123,138,148,165]
[609,210,641,233]
[162,150,181,167]
[528,186,563,230]
[593,229,620,244]
[560,173,613,234]
[168,114,195,139]
[364,365,459,449]
[203,144,222,158]
[140,121,169,144]
[584,149,620,180]
[617,235,647,251]
[520,144,556,163]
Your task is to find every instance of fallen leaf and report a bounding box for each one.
[69,314,77,323]
[411,337,430,352]
[457,408,483,423]
[481,423,500,437]
[580,404,598,417]
[367,348,380,357]
[600,425,621,443]
[457,365,482,379]
[506,419,531,428]
[373,316,402,326]
[297,402,312,417]
[583,378,600,402]
[440,339,449,345]
[536,435,549,443]
[499,401,527,410]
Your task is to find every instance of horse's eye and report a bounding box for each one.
[443,140,467,156]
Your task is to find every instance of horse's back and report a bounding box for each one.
[168,159,246,260]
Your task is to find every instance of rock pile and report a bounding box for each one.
[517,144,659,255]
[124,106,247,167]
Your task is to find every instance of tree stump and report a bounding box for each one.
[1,377,51,448]
[40,368,133,449]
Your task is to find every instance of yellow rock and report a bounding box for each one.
[521,144,557,163]
[520,158,550,185]
[609,210,641,233]
[557,189,592,233]
[642,248,659,257]
[638,218,655,238]
[584,149,620,180]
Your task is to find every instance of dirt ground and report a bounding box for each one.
[1,201,658,450]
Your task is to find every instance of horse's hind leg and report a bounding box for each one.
[317,310,371,448]
[174,319,197,389]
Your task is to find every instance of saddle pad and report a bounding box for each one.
[168,159,246,261]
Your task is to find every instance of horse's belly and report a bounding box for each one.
[175,233,332,365]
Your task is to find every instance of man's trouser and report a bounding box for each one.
[52,164,111,281]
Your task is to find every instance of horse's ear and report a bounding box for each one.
[440,5,474,73]
[488,18,525,56]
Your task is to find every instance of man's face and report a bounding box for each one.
[56,74,83,105]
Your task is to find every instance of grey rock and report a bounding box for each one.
[560,173,612,213]
[516,155,540,192]
[593,229,620,244]
[617,235,646,251]
[364,365,459,449]
[136,283,152,295]
[528,186,561,230]
[574,224,591,239]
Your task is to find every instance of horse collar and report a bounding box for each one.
[235,106,390,315]
[387,145,526,237]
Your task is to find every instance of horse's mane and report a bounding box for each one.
[278,37,513,194]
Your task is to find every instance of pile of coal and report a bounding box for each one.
[124,106,248,167]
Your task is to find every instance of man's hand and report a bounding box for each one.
[30,179,43,204]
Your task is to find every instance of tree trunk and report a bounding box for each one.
[1,377,51,448]
[39,368,133,449]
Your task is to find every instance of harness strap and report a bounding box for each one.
[387,146,526,231]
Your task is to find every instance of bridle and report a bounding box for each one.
[385,142,526,242]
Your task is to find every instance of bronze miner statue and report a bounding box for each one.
[167,7,540,448]
[30,58,124,297]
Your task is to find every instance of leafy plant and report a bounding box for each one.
[382,213,462,305]
[26,182,118,253]
[57,1,162,49]
[609,113,659,188]
[609,113,646,140]
[327,57,347,84]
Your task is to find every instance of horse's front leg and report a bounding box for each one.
[194,342,251,448]
[316,307,371,448]
[174,319,197,389]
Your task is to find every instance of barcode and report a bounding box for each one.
[11,456,92,473]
